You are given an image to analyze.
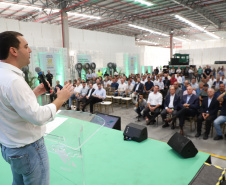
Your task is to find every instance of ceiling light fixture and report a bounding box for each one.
[175,15,220,39]
[134,0,154,6]
[67,12,101,20]
[129,24,169,37]
[137,40,159,45]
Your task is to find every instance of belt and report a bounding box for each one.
[0,137,43,149]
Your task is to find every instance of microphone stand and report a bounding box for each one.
[136,92,140,122]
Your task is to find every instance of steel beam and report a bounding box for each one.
[171,0,222,28]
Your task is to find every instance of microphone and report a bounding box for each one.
[35,67,50,91]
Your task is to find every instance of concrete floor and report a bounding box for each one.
[41,95,226,168]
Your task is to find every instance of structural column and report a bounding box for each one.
[61,11,70,66]
[170,32,173,59]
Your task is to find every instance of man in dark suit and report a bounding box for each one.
[81,83,95,106]
[165,86,199,135]
[163,77,170,97]
[133,77,144,94]
[195,88,219,140]
[161,86,180,129]
[131,78,144,104]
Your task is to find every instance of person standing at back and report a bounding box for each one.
[46,70,53,87]
[0,31,74,185]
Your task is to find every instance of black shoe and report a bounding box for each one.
[195,133,201,138]
[203,134,208,140]
[214,135,223,140]
[146,120,151,125]
[136,115,142,119]
[162,123,169,128]
[171,125,175,130]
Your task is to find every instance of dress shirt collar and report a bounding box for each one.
[0,62,23,77]
[170,93,175,98]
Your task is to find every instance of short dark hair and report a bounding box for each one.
[0,31,23,60]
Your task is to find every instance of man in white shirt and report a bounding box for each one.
[108,76,113,84]
[176,73,182,84]
[116,79,128,97]
[75,81,88,111]
[82,83,106,113]
[114,70,119,76]
[92,70,97,78]
[126,80,134,96]
[67,81,82,110]
[0,31,74,185]
[103,77,111,88]
[221,75,226,84]
[176,67,181,74]
[143,85,162,125]
[153,76,159,86]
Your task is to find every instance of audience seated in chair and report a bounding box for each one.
[161,86,180,129]
[134,94,147,119]
[143,85,162,125]
[196,88,219,140]
[67,81,82,110]
[144,77,154,96]
[74,81,88,111]
[115,79,127,97]
[131,77,144,104]
[165,86,199,135]
[82,83,106,114]
[213,90,226,140]
[125,79,134,97]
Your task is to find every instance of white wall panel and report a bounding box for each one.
[176,39,226,66]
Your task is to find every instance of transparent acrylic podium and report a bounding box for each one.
[44,110,105,185]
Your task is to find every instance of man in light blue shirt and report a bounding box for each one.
[86,71,92,81]
[191,78,198,90]
[82,83,106,113]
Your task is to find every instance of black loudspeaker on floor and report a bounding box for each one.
[167,132,198,158]
[123,123,148,142]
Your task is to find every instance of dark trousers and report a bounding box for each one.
[82,96,102,113]
[135,106,145,116]
[176,108,196,128]
[197,114,216,135]
[143,106,160,121]
[161,109,177,123]
[198,74,202,82]
[50,93,57,102]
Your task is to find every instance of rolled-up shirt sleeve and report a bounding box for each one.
[7,79,56,126]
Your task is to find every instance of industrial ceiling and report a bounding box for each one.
[0,0,226,47]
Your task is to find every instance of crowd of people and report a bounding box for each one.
[48,65,226,140]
